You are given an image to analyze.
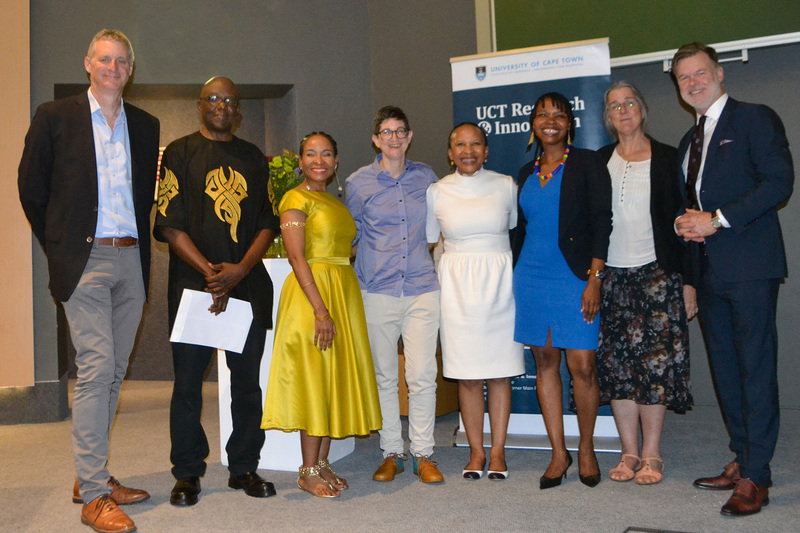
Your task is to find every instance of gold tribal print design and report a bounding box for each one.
[205,166,249,243]
[158,167,180,216]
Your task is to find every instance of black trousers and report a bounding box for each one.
[697,256,780,487]
[170,321,267,479]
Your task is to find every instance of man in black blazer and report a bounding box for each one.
[18,29,159,533]
[674,42,794,517]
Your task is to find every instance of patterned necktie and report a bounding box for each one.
[686,115,707,209]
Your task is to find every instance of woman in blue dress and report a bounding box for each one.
[512,93,612,489]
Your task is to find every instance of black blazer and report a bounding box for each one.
[677,97,793,282]
[512,146,612,281]
[598,137,692,285]
[18,93,161,301]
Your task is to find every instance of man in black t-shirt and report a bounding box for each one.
[154,77,280,506]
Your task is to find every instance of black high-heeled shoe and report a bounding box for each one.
[539,453,573,490]
[579,451,602,487]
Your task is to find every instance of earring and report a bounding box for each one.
[526,131,536,153]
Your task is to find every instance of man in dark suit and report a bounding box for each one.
[18,29,159,533]
[674,42,794,517]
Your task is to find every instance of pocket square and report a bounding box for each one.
[719,139,734,146]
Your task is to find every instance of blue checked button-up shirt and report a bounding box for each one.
[346,155,439,297]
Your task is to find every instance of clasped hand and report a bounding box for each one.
[676,209,717,243]
[204,262,246,315]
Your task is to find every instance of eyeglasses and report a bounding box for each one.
[376,127,409,140]
[203,94,239,107]
[607,99,637,113]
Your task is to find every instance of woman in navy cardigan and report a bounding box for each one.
[511,92,612,489]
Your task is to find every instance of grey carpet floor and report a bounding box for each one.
[1,380,797,533]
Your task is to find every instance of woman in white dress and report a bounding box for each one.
[427,123,525,480]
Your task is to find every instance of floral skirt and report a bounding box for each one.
[597,261,693,411]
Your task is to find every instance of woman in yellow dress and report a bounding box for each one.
[262,132,381,498]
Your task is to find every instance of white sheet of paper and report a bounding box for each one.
[170,289,253,353]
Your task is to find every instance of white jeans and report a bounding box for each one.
[362,291,440,457]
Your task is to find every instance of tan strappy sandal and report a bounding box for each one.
[609,453,641,482]
[635,457,664,485]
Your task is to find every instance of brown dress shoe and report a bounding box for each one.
[721,478,769,516]
[74,477,150,505]
[81,494,136,533]
[373,453,405,482]
[693,461,740,490]
[413,455,444,483]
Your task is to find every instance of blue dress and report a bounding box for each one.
[513,165,600,349]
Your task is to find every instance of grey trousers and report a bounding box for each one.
[63,244,145,504]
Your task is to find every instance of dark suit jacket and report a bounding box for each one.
[598,137,692,284]
[512,146,612,281]
[18,92,161,302]
[678,97,793,282]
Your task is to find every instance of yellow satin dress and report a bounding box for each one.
[262,189,382,438]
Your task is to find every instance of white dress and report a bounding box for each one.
[426,168,525,379]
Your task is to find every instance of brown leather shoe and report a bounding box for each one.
[74,477,150,505]
[721,478,769,516]
[693,461,740,490]
[81,494,137,533]
[413,455,444,483]
[373,453,405,482]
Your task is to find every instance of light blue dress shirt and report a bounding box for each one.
[346,155,439,297]
[88,89,138,238]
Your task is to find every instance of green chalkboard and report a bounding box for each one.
[495,0,800,58]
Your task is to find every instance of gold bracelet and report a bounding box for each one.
[280,221,305,230]
[301,280,316,288]
[314,313,331,321]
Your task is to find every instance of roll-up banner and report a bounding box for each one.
[450,39,619,449]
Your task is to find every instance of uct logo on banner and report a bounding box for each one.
[475,66,486,81]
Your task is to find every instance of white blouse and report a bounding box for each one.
[606,150,657,268]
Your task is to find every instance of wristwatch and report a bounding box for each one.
[711,212,723,230]
[587,269,604,279]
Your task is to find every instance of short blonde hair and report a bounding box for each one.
[87,29,134,65]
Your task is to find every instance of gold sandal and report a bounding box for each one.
[635,457,664,485]
[609,453,640,482]
[318,459,348,490]
[298,465,340,498]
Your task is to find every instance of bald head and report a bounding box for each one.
[201,76,237,97]
[198,76,240,141]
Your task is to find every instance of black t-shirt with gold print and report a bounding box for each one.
[154,131,279,329]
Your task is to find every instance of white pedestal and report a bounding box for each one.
[217,258,354,472]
